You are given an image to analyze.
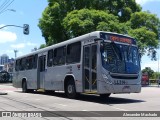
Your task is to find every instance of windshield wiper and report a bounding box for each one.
[128,44,132,56]
[110,42,122,61]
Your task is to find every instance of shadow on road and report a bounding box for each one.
[16,90,145,105]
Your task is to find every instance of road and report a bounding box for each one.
[0,83,160,120]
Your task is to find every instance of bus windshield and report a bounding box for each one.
[101,42,140,74]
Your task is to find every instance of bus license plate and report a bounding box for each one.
[122,86,131,93]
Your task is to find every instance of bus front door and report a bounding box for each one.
[83,44,97,93]
[37,55,46,89]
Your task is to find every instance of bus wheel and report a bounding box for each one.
[65,80,76,99]
[100,93,111,99]
[22,81,28,93]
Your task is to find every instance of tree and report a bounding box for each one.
[39,44,47,49]
[38,0,141,44]
[152,72,160,79]
[38,0,160,59]
[128,12,160,60]
[63,9,122,38]
[142,67,154,78]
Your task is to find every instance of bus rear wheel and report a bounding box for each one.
[65,80,77,99]
[22,81,28,93]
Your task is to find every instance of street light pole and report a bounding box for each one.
[158,23,160,86]
[158,54,159,76]
[14,50,18,58]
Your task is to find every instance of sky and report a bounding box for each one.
[0,0,160,72]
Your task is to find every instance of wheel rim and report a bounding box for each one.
[68,85,73,94]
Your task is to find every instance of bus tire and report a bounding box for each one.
[100,93,111,99]
[65,79,77,99]
[45,90,55,94]
[22,81,28,93]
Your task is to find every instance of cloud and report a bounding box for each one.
[10,42,37,49]
[10,43,25,49]
[136,0,160,5]
[26,42,37,46]
[0,30,17,43]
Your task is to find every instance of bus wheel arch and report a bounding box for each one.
[64,76,77,99]
[22,78,28,93]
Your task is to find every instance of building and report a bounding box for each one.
[0,65,4,71]
[0,54,14,72]
[0,54,9,65]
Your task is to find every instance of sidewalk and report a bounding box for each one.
[142,84,160,87]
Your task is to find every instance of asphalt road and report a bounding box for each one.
[0,83,160,120]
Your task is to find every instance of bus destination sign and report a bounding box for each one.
[100,32,136,45]
[109,35,132,44]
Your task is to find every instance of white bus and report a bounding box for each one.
[13,31,141,98]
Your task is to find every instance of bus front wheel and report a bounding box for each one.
[100,93,111,99]
[65,80,77,99]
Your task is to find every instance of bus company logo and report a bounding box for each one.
[2,112,11,117]
[1,112,42,118]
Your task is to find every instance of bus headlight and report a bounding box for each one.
[102,74,112,84]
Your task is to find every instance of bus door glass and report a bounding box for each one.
[83,44,97,92]
[37,55,46,89]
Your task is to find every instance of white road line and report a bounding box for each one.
[35,99,40,101]
[57,104,67,107]
[110,106,128,111]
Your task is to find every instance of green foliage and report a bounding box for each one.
[39,44,47,49]
[38,0,160,60]
[142,67,154,78]
[63,9,121,37]
[129,11,160,60]
[152,72,160,79]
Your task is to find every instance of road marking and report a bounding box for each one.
[110,106,128,111]
[57,104,67,107]
[35,99,40,101]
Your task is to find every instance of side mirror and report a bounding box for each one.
[94,38,104,42]
[100,43,104,52]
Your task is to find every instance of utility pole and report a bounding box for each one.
[158,23,160,86]
[0,24,29,35]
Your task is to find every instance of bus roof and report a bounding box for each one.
[15,31,135,60]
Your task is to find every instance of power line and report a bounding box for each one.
[0,0,10,12]
[0,0,15,14]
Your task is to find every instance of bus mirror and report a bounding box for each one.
[100,43,104,52]
[94,38,104,42]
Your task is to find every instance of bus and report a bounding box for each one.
[13,31,141,98]
[141,73,149,86]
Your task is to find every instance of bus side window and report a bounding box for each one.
[19,59,22,71]
[21,58,26,71]
[15,59,20,71]
[47,50,53,67]
[53,46,65,66]
[33,54,38,69]
[26,56,34,70]
[67,42,81,64]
